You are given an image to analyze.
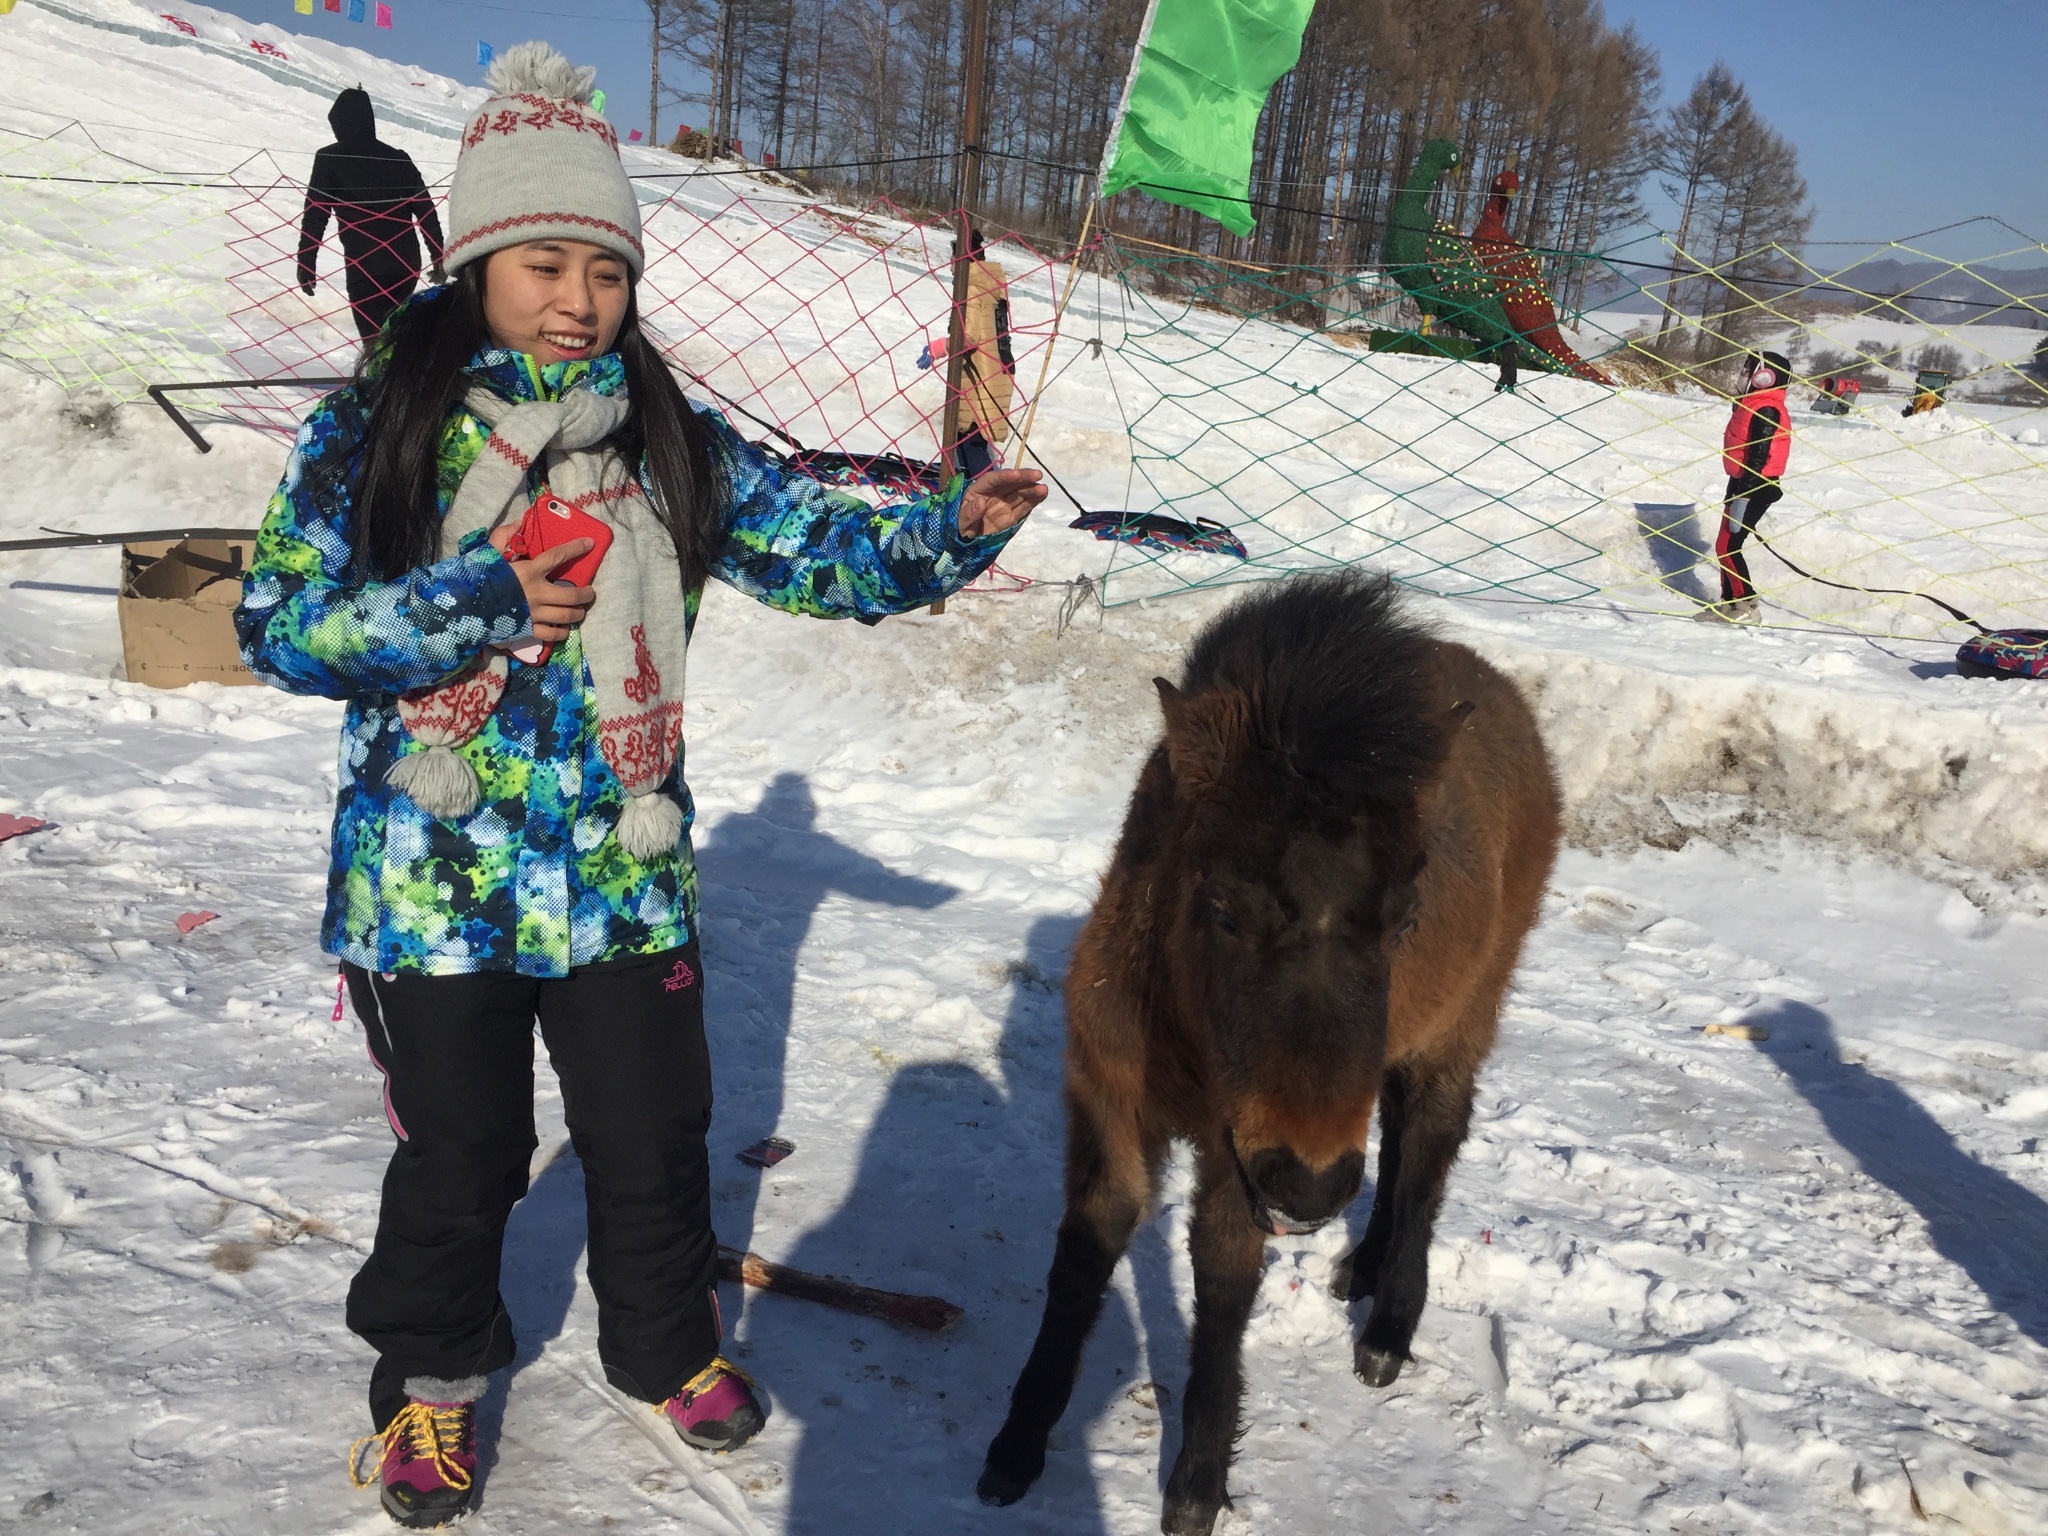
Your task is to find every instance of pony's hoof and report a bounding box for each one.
[977,1464,1033,1507]
[977,1435,1042,1507]
[1328,1253,1356,1299]
[1163,1456,1228,1534]
[1355,1343,1407,1388]
[1161,1492,1225,1535]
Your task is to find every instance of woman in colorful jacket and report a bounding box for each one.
[235,44,1044,1529]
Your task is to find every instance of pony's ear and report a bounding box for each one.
[1155,677,1247,792]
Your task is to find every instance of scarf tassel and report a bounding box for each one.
[615,791,683,861]
[387,744,483,821]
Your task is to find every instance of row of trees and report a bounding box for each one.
[1645,61,1812,370]
[640,1,1809,320]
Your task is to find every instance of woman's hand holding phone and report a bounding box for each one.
[488,525,597,643]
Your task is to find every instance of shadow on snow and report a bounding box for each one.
[1752,998,2048,1348]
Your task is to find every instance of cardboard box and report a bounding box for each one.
[118,537,259,687]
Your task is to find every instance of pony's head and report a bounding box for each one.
[1151,573,1449,1236]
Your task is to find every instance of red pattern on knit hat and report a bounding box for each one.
[460,94,618,156]
[443,212,645,266]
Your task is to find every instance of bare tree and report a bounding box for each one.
[1649,63,1749,342]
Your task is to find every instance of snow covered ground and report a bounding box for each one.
[4,366,2047,1535]
[2,4,2046,1533]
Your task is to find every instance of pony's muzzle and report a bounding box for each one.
[1229,1134,1365,1238]
[1253,1206,1335,1238]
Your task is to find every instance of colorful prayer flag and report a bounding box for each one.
[0,1,17,16]
[295,0,312,14]
[347,0,364,22]
[375,2,391,26]
[325,0,340,12]
[627,128,643,143]
[1097,0,1317,237]
[590,89,607,115]
[478,41,494,69]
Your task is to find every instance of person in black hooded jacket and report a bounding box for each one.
[298,87,445,341]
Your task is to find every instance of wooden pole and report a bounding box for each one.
[1011,196,1098,472]
[932,0,990,617]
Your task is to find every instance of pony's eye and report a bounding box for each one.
[1210,901,1238,935]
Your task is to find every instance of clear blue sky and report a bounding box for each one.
[188,0,685,141]
[192,0,2045,257]
[1606,0,2045,256]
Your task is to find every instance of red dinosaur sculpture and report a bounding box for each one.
[1469,170,1612,385]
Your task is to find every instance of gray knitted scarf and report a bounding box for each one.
[387,382,689,861]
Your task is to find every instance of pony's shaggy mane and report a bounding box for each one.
[1178,570,1447,805]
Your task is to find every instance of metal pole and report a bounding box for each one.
[932,0,989,616]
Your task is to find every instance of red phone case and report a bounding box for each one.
[503,494,613,663]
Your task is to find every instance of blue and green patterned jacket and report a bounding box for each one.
[236,344,1010,977]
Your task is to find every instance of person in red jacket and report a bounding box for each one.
[1700,350,1792,623]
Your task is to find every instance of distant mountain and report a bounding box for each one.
[1579,254,2048,328]
[1829,258,2048,327]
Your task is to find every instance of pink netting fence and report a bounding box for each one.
[204,168,1068,482]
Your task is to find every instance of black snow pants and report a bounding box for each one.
[343,255,420,342]
[342,943,720,1431]
[1715,476,1783,602]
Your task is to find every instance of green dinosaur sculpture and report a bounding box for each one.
[1383,137,1548,389]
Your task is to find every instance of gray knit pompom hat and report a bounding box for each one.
[443,42,643,278]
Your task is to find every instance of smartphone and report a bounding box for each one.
[736,1136,796,1169]
[500,493,614,663]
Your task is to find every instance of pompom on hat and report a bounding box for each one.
[443,42,643,279]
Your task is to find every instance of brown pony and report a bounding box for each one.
[978,571,1560,1535]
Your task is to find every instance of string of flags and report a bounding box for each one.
[146,5,392,42]
[290,0,391,26]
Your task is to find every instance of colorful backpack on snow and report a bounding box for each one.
[1956,630,2048,680]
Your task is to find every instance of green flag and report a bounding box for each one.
[1097,0,1317,237]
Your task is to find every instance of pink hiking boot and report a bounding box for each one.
[660,1356,767,1452]
[349,1398,478,1527]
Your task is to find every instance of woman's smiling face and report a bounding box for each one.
[480,239,631,365]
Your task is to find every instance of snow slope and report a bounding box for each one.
[2,5,2046,1534]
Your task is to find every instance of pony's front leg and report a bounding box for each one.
[1353,1062,1477,1387]
[979,1092,1154,1506]
[1162,1144,1266,1536]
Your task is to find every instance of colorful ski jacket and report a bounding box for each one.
[237,342,1011,977]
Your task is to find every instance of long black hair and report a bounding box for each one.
[346,268,725,588]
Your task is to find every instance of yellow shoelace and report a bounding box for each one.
[661,1355,757,1412]
[347,1400,475,1492]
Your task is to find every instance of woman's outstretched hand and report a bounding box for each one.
[958,466,1049,538]
[488,525,597,643]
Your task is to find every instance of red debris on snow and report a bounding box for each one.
[249,40,289,61]
[0,814,50,844]
[176,911,219,934]
[161,15,197,36]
